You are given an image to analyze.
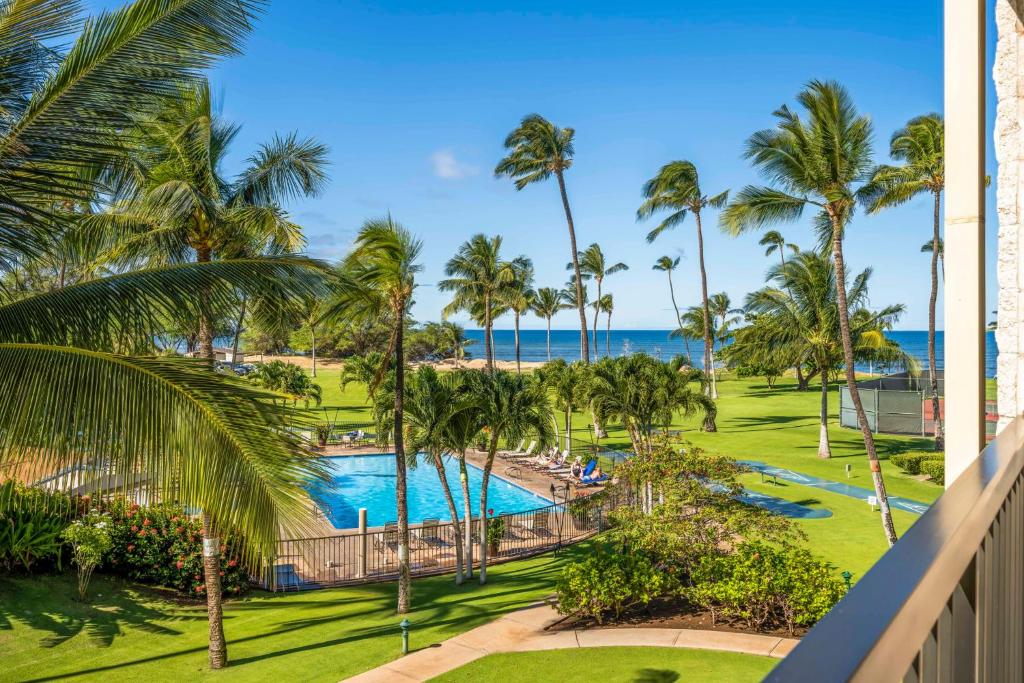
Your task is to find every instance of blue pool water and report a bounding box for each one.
[310,454,552,529]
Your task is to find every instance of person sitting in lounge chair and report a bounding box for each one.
[579,465,609,486]
[567,459,597,481]
[567,456,583,479]
[545,450,568,472]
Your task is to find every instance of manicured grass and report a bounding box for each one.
[430,646,777,682]
[0,544,591,682]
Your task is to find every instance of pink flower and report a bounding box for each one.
[142,518,151,527]
[227,559,237,568]
[126,544,135,552]
[176,561,184,570]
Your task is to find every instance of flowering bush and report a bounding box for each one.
[62,511,112,600]
[102,501,249,597]
[0,480,86,572]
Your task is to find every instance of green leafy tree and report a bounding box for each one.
[721,80,898,545]
[863,113,945,450]
[638,161,728,409]
[501,257,536,373]
[329,216,422,612]
[495,114,590,362]
[465,370,552,583]
[570,243,627,360]
[531,287,569,361]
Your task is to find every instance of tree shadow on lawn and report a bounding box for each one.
[634,669,680,683]
[0,575,199,649]
[727,415,811,432]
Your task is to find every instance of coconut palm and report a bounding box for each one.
[439,234,518,372]
[708,293,743,346]
[758,230,799,271]
[637,161,727,410]
[588,354,713,456]
[863,113,945,450]
[652,255,693,361]
[465,370,552,584]
[720,80,898,546]
[502,258,536,373]
[600,293,614,356]
[570,243,628,360]
[536,359,590,451]
[739,252,912,458]
[560,278,589,360]
[495,115,590,362]
[375,366,470,584]
[921,238,944,279]
[330,216,422,613]
[437,379,484,579]
[532,287,569,361]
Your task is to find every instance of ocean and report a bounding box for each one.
[465,329,999,379]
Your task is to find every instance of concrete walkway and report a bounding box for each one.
[344,603,799,682]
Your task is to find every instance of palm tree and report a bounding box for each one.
[88,80,327,361]
[721,80,898,546]
[0,0,336,669]
[739,252,912,458]
[921,238,945,279]
[503,258,536,373]
[465,371,552,583]
[536,359,589,451]
[638,161,728,411]
[600,294,614,356]
[495,115,590,362]
[438,380,484,579]
[532,287,569,361]
[758,231,799,271]
[652,255,692,361]
[708,292,743,350]
[332,217,422,612]
[588,354,713,456]
[560,278,589,359]
[570,243,628,360]
[376,366,469,584]
[439,234,518,372]
[863,113,945,450]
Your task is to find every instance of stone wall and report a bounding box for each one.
[996,0,1024,429]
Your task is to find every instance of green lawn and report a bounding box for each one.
[430,646,777,682]
[0,544,590,682]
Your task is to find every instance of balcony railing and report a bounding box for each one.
[766,416,1024,681]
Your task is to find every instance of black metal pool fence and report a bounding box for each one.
[262,489,629,591]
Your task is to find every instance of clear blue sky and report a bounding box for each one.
[92,0,999,330]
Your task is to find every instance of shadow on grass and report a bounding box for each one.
[728,415,811,432]
[634,670,680,683]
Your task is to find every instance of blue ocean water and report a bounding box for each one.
[466,329,998,379]
[309,454,551,529]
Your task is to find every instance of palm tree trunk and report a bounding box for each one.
[310,321,317,378]
[479,434,499,584]
[201,513,227,669]
[484,293,493,373]
[593,279,601,360]
[459,454,473,578]
[546,316,552,361]
[230,296,246,368]
[606,310,611,356]
[196,246,215,363]
[514,312,521,374]
[693,211,718,429]
[818,369,832,458]
[830,218,897,546]
[556,170,590,364]
[666,270,692,361]
[394,302,412,612]
[929,190,944,450]
[432,453,464,584]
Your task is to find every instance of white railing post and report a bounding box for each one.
[944,0,987,485]
[358,507,367,578]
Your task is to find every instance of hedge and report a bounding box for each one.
[889,452,943,477]
[919,459,945,486]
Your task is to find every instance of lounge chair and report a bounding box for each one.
[578,471,610,487]
[530,511,552,537]
[374,521,400,555]
[524,448,553,470]
[507,441,537,464]
[545,450,570,474]
[565,459,597,481]
[417,518,446,546]
[498,439,526,460]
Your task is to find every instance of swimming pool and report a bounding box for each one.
[309,454,552,529]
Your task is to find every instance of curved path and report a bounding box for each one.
[344,603,798,682]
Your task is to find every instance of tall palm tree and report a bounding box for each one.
[536,359,589,452]
[739,252,912,458]
[466,371,552,584]
[438,380,484,579]
[532,287,569,361]
[332,217,422,612]
[375,366,469,584]
[652,255,692,361]
[438,234,518,372]
[921,238,944,279]
[708,292,743,348]
[863,113,945,450]
[758,230,799,271]
[638,161,728,412]
[503,258,536,373]
[560,278,589,360]
[570,243,627,360]
[721,80,898,546]
[600,293,614,356]
[495,115,590,362]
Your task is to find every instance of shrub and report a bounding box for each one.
[102,501,249,597]
[889,452,942,476]
[0,480,83,573]
[685,541,846,634]
[920,459,945,485]
[556,544,680,624]
[63,511,112,600]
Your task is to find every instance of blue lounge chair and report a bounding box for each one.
[565,459,597,481]
[579,471,609,486]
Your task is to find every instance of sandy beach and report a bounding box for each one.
[251,354,546,373]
